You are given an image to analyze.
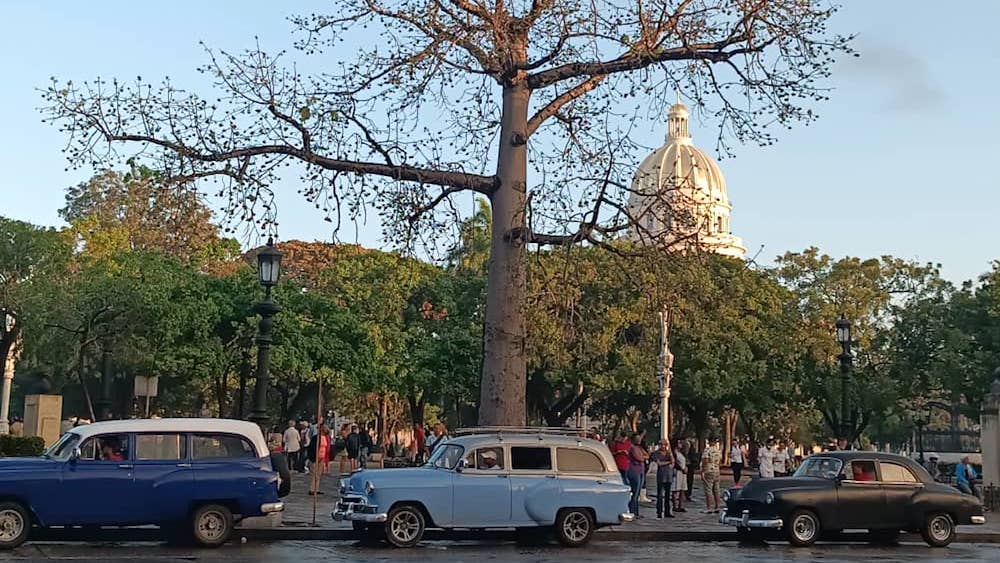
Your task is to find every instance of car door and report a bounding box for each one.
[452,445,512,526]
[189,433,264,514]
[58,433,135,525]
[836,459,885,529]
[508,446,560,526]
[878,461,923,529]
[131,432,194,524]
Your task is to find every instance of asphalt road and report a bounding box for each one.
[8,541,1000,562]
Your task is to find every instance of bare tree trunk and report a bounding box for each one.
[76,344,96,422]
[479,79,530,426]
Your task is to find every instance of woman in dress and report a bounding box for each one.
[672,439,688,513]
[309,424,331,495]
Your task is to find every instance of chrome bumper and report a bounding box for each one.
[619,512,635,523]
[332,500,387,523]
[720,509,783,529]
[260,502,284,514]
[971,515,986,525]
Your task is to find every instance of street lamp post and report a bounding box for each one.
[248,238,283,428]
[657,309,674,442]
[915,416,928,464]
[835,314,852,443]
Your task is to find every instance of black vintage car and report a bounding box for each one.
[720,451,985,547]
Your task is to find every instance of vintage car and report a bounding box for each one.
[720,451,985,547]
[0,418,289,550]
[332,428,633,547]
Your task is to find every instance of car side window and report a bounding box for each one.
[465,447,505,470]
[511,447,552,471]
[848,460,878,481]
[191,434,256,460]
[880,462,918,483]
[135,434,186,461]
[78,434,130,462]
[557,447,605,473]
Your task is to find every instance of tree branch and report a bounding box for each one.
[527,74,606,136]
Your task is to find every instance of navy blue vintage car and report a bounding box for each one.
[720,451,985,547]
[0,419,288,549]
[334,427,633,547]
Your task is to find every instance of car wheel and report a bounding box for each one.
[869,528,900,545]
[384,505,425,548]
[921,512,955,547]
[269,453,292,498]
[191,504,234,548]
[555,508,595,547]
[0,502,30,550]
[785,509,821,547]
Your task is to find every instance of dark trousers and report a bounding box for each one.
[731,462,744,483]
[686,469,695,499]
[656,481,673,517]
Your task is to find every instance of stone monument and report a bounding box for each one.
[22,367,61,447]
[980,370,1000,488]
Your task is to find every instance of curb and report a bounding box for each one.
[29,527,1000,544]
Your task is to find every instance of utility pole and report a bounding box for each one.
[657,309,674,442]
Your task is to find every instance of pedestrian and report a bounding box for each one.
[700,436,723,513]
[410,422,426,465]
[337,424,350,475]
[308,423,331,495]
[649,439,675,518]
[638,431,653,505]
[626,433,649,518]
[346,424,361,471]
[956,456,982,500]
[730,439,746,485]
[426,422,448,458]
[785,441,797,472]
[773,440,789,477]
[923,453,942,482]
[672,439,688,513]
[758,439,775,478]
[835,436,850,451]
[283,419,302,473]
[298,421,311,473]
[9,416,23,437]
[686,441,700,501]
[359,423,373,469]
[611,432,631,481]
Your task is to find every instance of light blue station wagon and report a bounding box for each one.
[333,428,633,547]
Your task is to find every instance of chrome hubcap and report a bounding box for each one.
[562,511,590,542]
[0,509,24,542]
[930,516,951,542]
[197,510,227,541]
[793,515,816,542]
[390,511,421,543]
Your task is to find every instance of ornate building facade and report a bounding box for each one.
[627,97,746,258]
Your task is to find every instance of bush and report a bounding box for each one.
[0,435,46,457]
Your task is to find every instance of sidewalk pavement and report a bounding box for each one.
[254,468,1000,543]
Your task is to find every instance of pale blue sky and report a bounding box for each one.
[1,1,997,283]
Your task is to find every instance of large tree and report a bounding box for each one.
[44,1,851,424]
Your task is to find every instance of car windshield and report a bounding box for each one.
[426,444,464,470]
[44,431,82,460]
[794,456,844,479]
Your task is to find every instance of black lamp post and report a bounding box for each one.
[248,238,283,428]
[835,314,852,443]
[915,414,928,464]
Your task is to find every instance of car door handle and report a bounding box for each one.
[497,474,508,478]
[545,475,556,479]
[118,464,133,469]
[176,463,192,468]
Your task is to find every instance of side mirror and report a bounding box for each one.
[70,447,82,463]
[456,458,469,473]
[834,473,846,485]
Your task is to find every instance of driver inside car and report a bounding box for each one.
[100,438,124,462]
[479,449,502,470]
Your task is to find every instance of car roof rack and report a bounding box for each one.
[452,426,588,438]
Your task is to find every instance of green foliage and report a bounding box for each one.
[0,435,46,457]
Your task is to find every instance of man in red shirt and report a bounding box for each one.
[611,432,631,480]
[412,423,426,463]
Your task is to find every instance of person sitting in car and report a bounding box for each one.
[479,449,502,470]
[100,438,124,462]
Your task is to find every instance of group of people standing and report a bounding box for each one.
[611,433,725,519]
[277,418,374,494]
[752,438,799,479]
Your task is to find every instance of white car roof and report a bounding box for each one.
[67,418,269,458]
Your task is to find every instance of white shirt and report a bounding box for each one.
[773,450,788,474]
[758,446,774,478]
[283,427,301,453]
[730,445,744,464]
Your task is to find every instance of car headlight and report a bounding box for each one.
[765,492,775,504]
[364,480,376,495]
[722,489,731,502]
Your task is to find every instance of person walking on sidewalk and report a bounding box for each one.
[283,419,302,473]
[626,433,650,518]
[611,432,631,482]
[758,439,775,478]
[685,441,701,502]
[649,439,675,518]
[638,431,653,505]
[730,440,746,485]
[701,437,723,513]
[672,439,688,513]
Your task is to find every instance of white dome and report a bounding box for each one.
[627,98,745,258]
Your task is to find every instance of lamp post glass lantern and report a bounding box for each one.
[249,238,283,428]
[835,314,853,443]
